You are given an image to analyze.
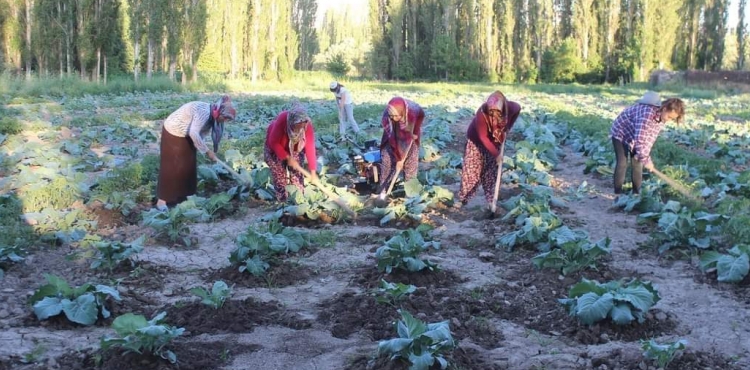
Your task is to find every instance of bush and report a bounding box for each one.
[0,117,22,135]
[326,52,351,76]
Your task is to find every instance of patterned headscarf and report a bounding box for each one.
[483,91,509,142]
[287,103,310,154]
[386,97,411,134]
[209,95,236,152]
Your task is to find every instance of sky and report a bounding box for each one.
[315,0,368,28]
[316,0,749,29]
[728,0,750,30]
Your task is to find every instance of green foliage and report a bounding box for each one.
[699,245,750,283]
[101,312,185,364]
[377,309,456,370]
[21,175,84,212]
[540,38,583,83]
[0,116,22,135]
[641,339,688,369]
[496,212,563,251]
[0,193,36,250]
[229,220,311,276]
[375,279,417,307]
[375,228,440,274]
[29,274,121,326]
[141,198,210,246]
[89,236,145,273]
[637,202,726,254]
[0,245,24,279]
[326,52,351,76]
[373,179,453,225]
[559,278,661,325]
[612,181,665,213]
[267,182,360,223]
[189,281,232,309]
[532,231,611,276]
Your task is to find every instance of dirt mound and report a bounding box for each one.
[204,260,314,288]
[162,298,311,335]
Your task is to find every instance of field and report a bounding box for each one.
[1,80,749,370]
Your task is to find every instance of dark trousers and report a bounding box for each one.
[612,138,643,194]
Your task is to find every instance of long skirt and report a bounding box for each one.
[264,145,305,201]
[156,127,197,205]
[378,144,419,194]
[457,140,499,205]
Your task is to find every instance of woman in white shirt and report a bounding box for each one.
[329,81,360,139]
[156,95,236,210]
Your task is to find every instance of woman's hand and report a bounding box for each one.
[286,157,301,171]
[207,151,218,162]
[495,154,504,165]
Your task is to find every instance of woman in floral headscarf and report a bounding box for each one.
[456,91,521,213]
[376,97,425,200]
[265,103,320,201]
[156,95,236,210]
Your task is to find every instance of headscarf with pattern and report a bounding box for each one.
[482,91,509,143]
[286,103,310,154]
[386,97,413,135]
[209,95,236,152]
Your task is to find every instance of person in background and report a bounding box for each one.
[329,81,360,140]
[610,91,685,194]
[264,103,319,201]
[375,97,425,202]
[156,95,236,211]
[455,91,521,216]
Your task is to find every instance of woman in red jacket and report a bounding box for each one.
[456,91,521,212]
[376,97,425,200]
[264,104,319,201]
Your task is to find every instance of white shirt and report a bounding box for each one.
[162,101,212,154]
[334,87,353,105]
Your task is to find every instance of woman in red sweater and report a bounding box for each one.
[376,97,425,199]
[264,104,319,201]
[456,91,521,212]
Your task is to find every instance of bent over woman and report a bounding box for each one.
[156,95,236,210]
[264,104,319,201]
[456,91,521,213]
[377,97,425,199]
[610,92,685,194]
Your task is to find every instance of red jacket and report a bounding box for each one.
[265,111,317,171]
[379,99,425,161]
[466,100,521,157]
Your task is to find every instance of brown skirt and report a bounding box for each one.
[157,127,197,205]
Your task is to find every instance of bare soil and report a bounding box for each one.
[1,109,749,370]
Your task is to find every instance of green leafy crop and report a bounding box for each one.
[229,220,311,276]
[532,229,611,275]
[89,236,145,273]
[141,198,210,246]
[375,228,441,274]
[641,339,687,369]
[378,309,457,370]
[558,278,661,325]
[700,244,750,283]
[189,281,232,309]
[101,312,185,364]
[375,279,417,306]
[29,274,121,326]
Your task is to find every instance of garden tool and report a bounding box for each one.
[490,140,506,214]
[216,158,253,187]
[385,138,415,197]
[295,165,357,217]
[648,166,702,204]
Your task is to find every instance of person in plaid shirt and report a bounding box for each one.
[609,92,685,194]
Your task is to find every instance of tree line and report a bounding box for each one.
[0,0,746,84]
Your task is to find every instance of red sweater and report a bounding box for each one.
[265,111,317,171]
[379,100,425,161]
[466,100,521,157]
